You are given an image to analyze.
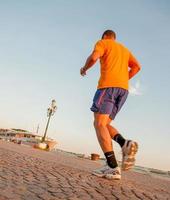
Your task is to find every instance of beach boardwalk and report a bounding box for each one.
[0,140,170,200]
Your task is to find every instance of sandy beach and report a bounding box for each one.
[0,140,170,200]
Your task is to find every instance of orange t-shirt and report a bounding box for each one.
[93,39,139,90]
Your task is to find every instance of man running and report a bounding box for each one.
[80,30,141,180]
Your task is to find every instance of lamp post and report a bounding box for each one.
[42,99,57,142]
[36,124,40,134]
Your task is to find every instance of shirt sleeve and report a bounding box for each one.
[93,40,105,57]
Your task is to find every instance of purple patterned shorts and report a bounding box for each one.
[90,87,128,120]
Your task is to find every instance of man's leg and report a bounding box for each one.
[94,113,118,169]
[107,118,138,171]
[91,88,121,179]
[107,118,126,148]
[107,120,119,138]
[94,113,112,153]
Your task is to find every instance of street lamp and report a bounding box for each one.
[42,99,57,142]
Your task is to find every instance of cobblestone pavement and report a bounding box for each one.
[0,141,170,200]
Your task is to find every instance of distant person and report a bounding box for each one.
[80,30,141,180]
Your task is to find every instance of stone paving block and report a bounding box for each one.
[0,143,170,200]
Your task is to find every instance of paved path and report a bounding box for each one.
[0,141,170,200]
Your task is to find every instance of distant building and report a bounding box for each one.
[0,128,56,144]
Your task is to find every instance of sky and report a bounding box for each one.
[0,0,170,171]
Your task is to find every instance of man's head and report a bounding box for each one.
[102,30,116,40]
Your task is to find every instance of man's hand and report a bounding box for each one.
[80,67,87,76]
[80,51,100,77]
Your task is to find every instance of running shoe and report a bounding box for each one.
[122,140,138,171]
[92,165,121,180]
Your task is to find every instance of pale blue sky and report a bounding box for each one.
[0,0,170,170]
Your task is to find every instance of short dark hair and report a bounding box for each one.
[102,30,116,39]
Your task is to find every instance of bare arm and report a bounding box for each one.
[128,53,141,79]
[80,51,101,76]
